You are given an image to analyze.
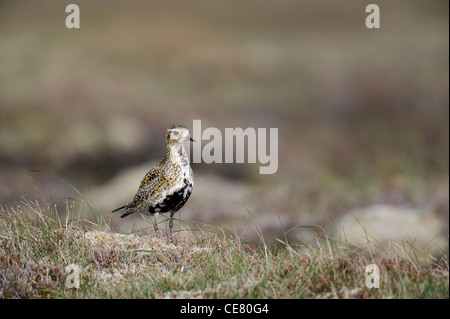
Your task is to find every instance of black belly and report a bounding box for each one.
[148,185,192,214]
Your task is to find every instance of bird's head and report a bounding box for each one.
[166,124,195,145]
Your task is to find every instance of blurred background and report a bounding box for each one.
[0,1,448,256]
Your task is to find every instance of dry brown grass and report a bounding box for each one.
[0,199,448,299]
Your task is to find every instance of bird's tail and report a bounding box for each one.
[119,209,136,218]
[112,204,138,218]
[111,205,126,213]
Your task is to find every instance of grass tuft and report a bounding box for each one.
[0,198,448,299]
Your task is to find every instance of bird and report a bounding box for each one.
[112,124,195,238]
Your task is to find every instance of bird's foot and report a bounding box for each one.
[154,228,163,238]
[166,234,178,245]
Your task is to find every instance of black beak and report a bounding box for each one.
[189,136,196,142]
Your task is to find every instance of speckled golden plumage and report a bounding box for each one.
[112,124,195,237]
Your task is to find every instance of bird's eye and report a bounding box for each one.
[173,131,179,136]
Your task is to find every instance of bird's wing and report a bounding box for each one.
[138,167,170,200]
[123,167,168,212]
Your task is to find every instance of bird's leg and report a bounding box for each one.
[153,212,159,233]
[169,211,175,239]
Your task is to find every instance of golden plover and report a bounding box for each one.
[112,124,195,238]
